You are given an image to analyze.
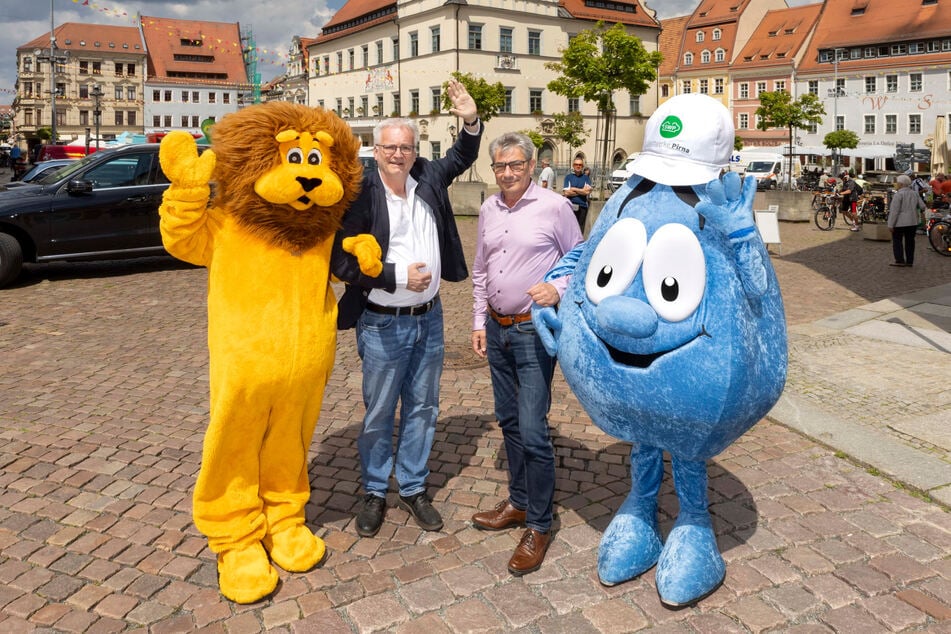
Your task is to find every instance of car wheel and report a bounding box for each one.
[0,233,24,288]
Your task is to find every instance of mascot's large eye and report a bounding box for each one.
[308,149,323,165]
[642,223,705,322]
[287,148,304,164]
[585,218,646,305]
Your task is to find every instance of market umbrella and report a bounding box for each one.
[932,115,948,176]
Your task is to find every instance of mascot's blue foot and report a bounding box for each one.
[598,444,664,586]
[655,520,725,607]
[598,511,662,586]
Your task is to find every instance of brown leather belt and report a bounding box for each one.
[489,307,532,327]
[367,294,439,317]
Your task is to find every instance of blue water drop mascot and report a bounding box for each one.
[534,94,787,607]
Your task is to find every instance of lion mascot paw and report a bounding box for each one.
[159,103,380,604]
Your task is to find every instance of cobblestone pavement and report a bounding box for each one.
[1,204,950,631]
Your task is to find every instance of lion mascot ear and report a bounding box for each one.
[158,103,381,604]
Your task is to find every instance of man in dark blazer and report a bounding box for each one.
[331,78,482,538]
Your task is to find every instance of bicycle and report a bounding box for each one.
[855,194,888,224]
[813,193,859,231]
[927,210,951,256]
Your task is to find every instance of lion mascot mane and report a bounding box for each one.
[159,102,381,604]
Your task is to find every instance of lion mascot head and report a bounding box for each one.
[210,101,363,254]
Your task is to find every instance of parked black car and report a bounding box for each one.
[0,143,180,287]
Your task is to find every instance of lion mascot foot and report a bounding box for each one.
[264,525,327,572]
[217,542,279,604]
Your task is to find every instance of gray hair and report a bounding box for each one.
[488,132,535,163]
[896,174,912,187]
[373,118,419,146]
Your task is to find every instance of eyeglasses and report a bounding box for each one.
[572,163,584,168]
[490,160,528,174]
[375,144,416,156]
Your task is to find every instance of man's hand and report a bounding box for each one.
[527,282,559,307]
[447,78,478,123]
[407,262,432,292]
[471,330,487,358]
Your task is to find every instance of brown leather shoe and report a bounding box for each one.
[508,528,550,576]
[471,499,526,531]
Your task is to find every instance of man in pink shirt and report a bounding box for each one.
[470,132,584,575]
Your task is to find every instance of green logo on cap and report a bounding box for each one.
[659,115,683,138]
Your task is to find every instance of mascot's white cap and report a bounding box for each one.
[629,93,735,186]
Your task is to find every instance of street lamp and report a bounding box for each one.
[34,0,69,144]
[90,84,104,150]
[830,47,846,175]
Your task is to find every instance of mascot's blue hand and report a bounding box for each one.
[701,172,757,241]
[531,305,561,356]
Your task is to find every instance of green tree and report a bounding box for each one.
[734,135,744,152]
[552,111,589,153]
[441,71,506,123]
[520,130,545,150]
[755,91,825,187]
[35,126,53,142]
[823,129,859,174]
[546,22,662,189]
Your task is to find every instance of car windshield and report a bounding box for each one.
[33,150,113,186]
[747,161,776,172]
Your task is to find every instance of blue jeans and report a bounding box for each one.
[356,302,444,498]
[486,317,556,532]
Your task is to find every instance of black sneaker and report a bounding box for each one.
[398,492,443,531]
[356,494,386,537]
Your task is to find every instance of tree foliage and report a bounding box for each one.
[551,111,589,149]
[520,130,545,149]
[823,129,860,151]
[545,22,662,113]
[35,127,52,141]
[756,91,825,186]
[441,71,506,123]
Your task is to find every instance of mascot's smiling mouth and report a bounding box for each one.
[600,327,710,368]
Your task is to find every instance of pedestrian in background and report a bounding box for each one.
[563,159,592,232]
[537,158,555,190]
[331,78,483,538]
[888,174,926,267]
[471,132,584,576]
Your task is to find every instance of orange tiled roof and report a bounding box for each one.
[799,0,951,73]
[19,23,143,56]
[658,16,691,76]
[559,0,659,28]
[687,0,752,27]
[733,4,822,70]
[316,0,396,44]
[140,15,248,86]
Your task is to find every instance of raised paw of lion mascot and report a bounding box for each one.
[158,102,382,604]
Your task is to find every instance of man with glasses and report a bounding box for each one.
[563,159,593,232]
[470,132,583,575]
[332,78,482,538]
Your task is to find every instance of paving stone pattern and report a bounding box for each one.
[1,207,950,631]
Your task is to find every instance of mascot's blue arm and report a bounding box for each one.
[531,242,585,356]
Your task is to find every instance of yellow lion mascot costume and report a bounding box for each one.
[158,102,381,604]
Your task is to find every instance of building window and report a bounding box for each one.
[806,122,817,134]
[835,115,844,131]
[683,52,693,65]
[127,63,135,76]
[393,37,400,61]
[193,91,200,103]
[773,80,784,92]
[361,95,369,115]
[80,85,89,99]
[714,78,724,94]
[865,76,876,93]
[530,89,542,113]
[208,92,216,104]
[682,80,691,94]
[885,114,897,134]
[568,97,579,112]
[153,115,160,127]
[191,115,198,127]
[909,113,921,134]
[116,86,123,100]
[335,98,342,115]
[864,114,875,134]
[336,52,343,73]
[715,49,725,62]
[836,78,846,96]
[92,62,101,75]
[699,79,709,94]
[910,73,922,92]
[114,111,123,126]
[348,48,355,69]
[376,41,384,64]
[127,87,135,101]
[80,110,89,125]
[323,56,330,74]
[115,62,123,76]
[630,95,640,115]
[503,88,513,114]
[500,27,513,53]
[713,28,721,41]
[469,24,483,50]
[431,27,440,53]
[24,110,33,126]
[164,115,173,127]
[739,83,749,99]
[164,90,172,102]
[661,84,670,98]
[79,61,89,74]
[528,30,541,56]
[128,111,136,127]
[431,141,441,160]
[410,32,418,58]
[362,45,369,67]
[182,90,189,102]
[23,57,32,73]
[181,116,189,127]
[738,113,749,129]
[393,93,401,115]
[431,88,441,113]
[223,93,230,104]
[410,90,419,114]
[696,31,705,42]
[808,80,818,96]
[756,81,767,96]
